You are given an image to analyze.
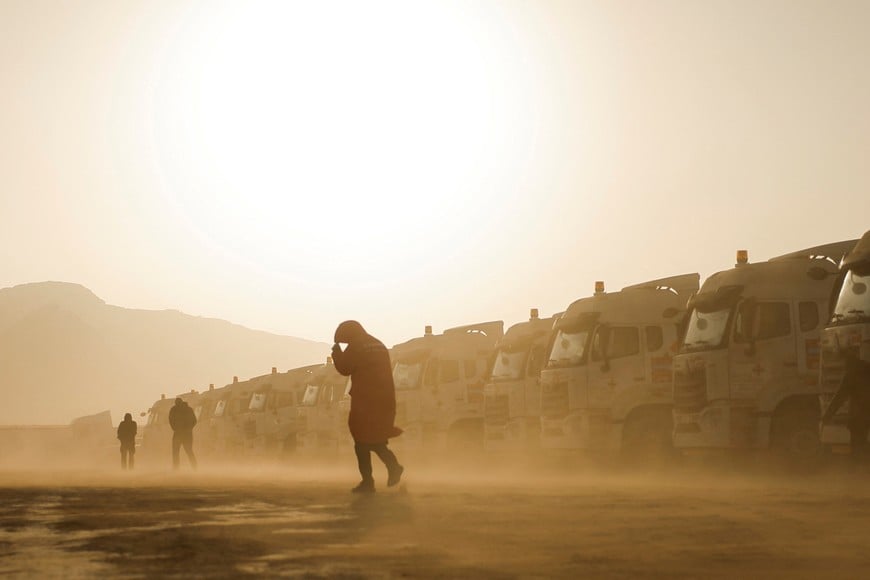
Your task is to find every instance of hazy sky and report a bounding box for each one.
[1,0,868,346]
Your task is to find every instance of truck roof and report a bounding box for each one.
[391,320,504,361]
[559,273,699,326]
[497,314,559,351]
[698,241,857,303]
[769,239,856,264]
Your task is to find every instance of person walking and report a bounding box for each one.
[117,413,137,470]
[821,352,870,464]
[169,397,198,470]
[332,320,403,493]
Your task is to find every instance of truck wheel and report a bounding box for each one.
[622,411,674,463]
[771,408,820,465]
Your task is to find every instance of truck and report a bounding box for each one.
[390,321,503,450]
[539,274,699,456]
[673,241,856,461]
[239,364,325,458]
[294,360,350,454]
[819,231,870,452]
[483,309,558,451]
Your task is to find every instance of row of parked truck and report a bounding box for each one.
[140,231,870,464]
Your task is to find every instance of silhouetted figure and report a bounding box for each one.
[332,320,403,493]
[117,412,137,470]
[822,353,870,463]
[169,397,198,470]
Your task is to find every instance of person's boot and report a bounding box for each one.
[351,479,375,494]
[387,464,404,487]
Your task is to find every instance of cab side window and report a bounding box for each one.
[755,302,792,340]
[645,326,664,352]
[440,360,461,383]
[592,327,640,361]
[734,302,792,342]
[799,302,819,332]
[423,359,439,387]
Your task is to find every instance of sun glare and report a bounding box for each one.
[153,0,534,282]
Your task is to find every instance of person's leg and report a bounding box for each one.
[183,433,197,469]
[172,433,181,469]
[129,446,135,470]
[372,443,403,486]
[121,447,127,470]
[353,442,375,491]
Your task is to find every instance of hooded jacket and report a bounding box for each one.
[332,321,402,444]
[117,416,137,443]
[169,400,197,433]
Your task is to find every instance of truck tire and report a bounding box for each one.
[622,410,674,463]
[771,406,820,466]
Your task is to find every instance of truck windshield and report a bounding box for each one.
[682,308,731,352]
[490,349,527,380]
[547,328,591,368]
[832,268,870,324]
[248,392,268,411]
[394,361,424,389]
[301,385,319,406]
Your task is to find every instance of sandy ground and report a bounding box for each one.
[1,458,870,579]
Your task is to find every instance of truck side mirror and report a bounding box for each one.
[596,325,611,372]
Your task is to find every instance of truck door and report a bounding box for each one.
[795,300,822,390]
[587,325,645,416]
[644,324,674,403]
[730,300,797,401]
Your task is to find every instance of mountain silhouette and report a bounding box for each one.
[0,282,329,424]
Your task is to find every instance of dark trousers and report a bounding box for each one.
[173,431,197,469]
[120,442,135,470]
[354,442,399,483]
[850,423,870,463]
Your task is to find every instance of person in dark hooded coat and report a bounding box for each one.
[332,320,403,493]
[822,352,870,463]
[117,413,137,470]
[168,397,198,470]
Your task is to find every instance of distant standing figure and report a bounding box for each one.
[822,352,870,463]
[332,320,404,493]
[117,412,137,470]
[169,397,198,470]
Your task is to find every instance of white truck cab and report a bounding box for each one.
[539,274,699,454]
[295,360,350,453]
[483,309,558,451]
[390,321,503,450]
[673,241,855,460]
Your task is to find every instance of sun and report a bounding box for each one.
[152,0,534,282]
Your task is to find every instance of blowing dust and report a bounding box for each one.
[1,448,869,578]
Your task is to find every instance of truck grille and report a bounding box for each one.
[673,364,706,411]
[484,395,509,426]
[541,381,569,418]
[244,419,257,439]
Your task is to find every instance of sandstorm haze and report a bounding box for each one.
[3,3,870,578]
